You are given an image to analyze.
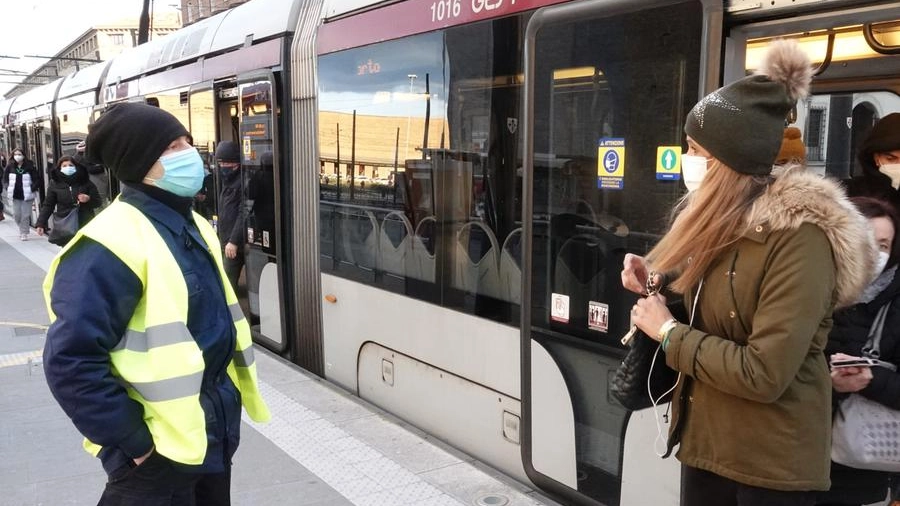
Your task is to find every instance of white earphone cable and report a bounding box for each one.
[649,278,703,457]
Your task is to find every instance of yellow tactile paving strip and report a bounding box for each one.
[0,349,43,368]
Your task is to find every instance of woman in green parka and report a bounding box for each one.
[622,40,874,506]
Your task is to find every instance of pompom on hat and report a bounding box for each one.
[85,102,189,183]
[775,126,806,164]
[684,39,812,175]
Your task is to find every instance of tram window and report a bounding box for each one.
[318,17,526,325]
[58,95,93,156]
[146,89,190,133]
[743,28,900,179]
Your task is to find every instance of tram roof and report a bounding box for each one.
[57,60,112,101]
[8,78,65,119]
[105,0,303,85]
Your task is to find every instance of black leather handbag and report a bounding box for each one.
[48,206,79,246]
[610,329,677,410]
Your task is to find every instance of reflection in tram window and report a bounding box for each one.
[318,23,524,324]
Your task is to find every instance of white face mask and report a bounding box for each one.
[13,154,24,163]
[878,164,900,190]
[875,251,890,275]
[681,154,710,192]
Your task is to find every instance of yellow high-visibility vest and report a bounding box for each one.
[43,199,270,465]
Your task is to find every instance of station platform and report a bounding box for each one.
[0,215,560,506]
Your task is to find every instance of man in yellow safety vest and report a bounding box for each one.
[42,102,269,506]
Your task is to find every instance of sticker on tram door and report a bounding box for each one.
[551,293,570,323]
[588,301,609,333]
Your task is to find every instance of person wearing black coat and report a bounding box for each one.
[35,156,101,246]
[215,141,244,292]
[846,113,900,211]
[817,196,900,506]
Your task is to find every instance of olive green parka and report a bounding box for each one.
[663,167,874,491]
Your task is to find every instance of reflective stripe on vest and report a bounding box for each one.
[44,199,269,465]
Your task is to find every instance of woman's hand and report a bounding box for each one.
[36,227,45,236]
[225,242,238,259]
[631,293,674,341]
[76,193,90,203]
[831,368,872,392]
[622,254,650,294]
[830,353,873,392]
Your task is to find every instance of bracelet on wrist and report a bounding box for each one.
[657,318,678,349]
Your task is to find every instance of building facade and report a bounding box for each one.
[180,0,248,26]
[4,14,180,99]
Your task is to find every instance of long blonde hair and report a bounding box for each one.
[647,160,771,293]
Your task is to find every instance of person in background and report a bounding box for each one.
[847,113,900,210]
[773,125,807,170]
[75,139,110,207]
[816,196,900,506]
[193,164,216,222]
[621,40,873,505]
[215,140,245,293]
[4,148,41,240]
[42,102,269,505]
[35,156,102,246]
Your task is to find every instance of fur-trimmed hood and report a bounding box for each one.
[747,166,875,308]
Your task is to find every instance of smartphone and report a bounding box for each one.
[830,357,875,368]
[830,356,897,370]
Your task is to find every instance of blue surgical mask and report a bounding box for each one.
[60,165,77,176]
[148,147,205,197]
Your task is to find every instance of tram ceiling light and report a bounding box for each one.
[746,22,900,70]
[553,66,598,81]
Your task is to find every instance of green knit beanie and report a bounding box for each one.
[684,39,812,175]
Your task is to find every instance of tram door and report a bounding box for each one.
[234,75,284,350]
[521,1,710,505]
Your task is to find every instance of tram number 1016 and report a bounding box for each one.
[430,0,515,23]
[430,0,461,21]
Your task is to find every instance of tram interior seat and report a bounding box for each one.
[407,216,436,282]
[499,227,523,304]
[379,211,413,278]
[336,208,379,270]
[574,199,598,224]
[453,221,501,299]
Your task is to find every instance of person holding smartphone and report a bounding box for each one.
[817,196,900,506]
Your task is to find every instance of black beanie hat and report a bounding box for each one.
[215,141,241,163]
[85,102,189,183]
[685,40,812,175]
[858,113,900,174]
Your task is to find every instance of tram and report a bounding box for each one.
[2,0,900,504]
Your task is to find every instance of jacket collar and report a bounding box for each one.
[120,184,195,236]
[745,166,874,308]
